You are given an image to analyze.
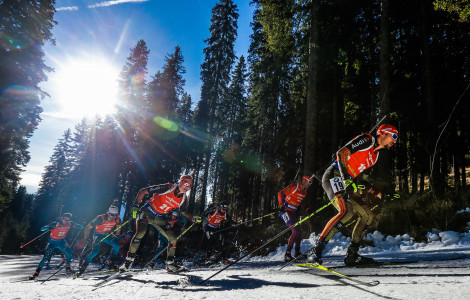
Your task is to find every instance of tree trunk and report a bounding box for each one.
[377,0,393,185]
[419,0,441,194]
[379,0,391,117]
[303,0,319,176]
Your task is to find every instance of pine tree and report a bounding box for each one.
[212,56,248,203]
[144,46,188,184]
[0,0,56,208]
[195,0,239,212]
[115,40,150,212]
[32,129,73,230]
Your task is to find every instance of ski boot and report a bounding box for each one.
[75,262,88,278]
[29,268,41,280]
[119,254,135,272]
[284,251,294,262]
[344,241,376,266]
[293,248,302,259]
[107,256,120,271]
[204,254,214,265]
[307,240,326,264]
[222,257,235,265]
[65,264,75,275]
[166,257,186,273]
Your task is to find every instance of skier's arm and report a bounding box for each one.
[136,187,149,206]
[278,189,286,207]
[201,207,215,219]
[337,147,353,179]
[84,217,99,242]
[114,220,122,236]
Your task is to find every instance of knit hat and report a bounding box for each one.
[108,205,119,215]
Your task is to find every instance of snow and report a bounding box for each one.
[2,230,470,299]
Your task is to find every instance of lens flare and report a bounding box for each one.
[153,116,179,132]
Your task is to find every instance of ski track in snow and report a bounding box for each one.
[2,232,470,300]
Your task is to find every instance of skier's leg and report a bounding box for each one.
[58,240,74,273]
[31,242,56,279]
[120,213,149,271]
[150,216,184,272]
[344,201,376,266]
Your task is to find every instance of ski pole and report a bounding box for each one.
[279,190,400,271]
[20,230,50,249]
[75,220,129,268]
[139,221,199,271]
[198,199,334,285]
[212,211,277,235]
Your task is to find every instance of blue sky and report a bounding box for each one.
[20,0,254,193]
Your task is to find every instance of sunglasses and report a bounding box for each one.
[63,218,71,221]
[181,182,192,187]
[383,130,398,140]
[108,213,118,216]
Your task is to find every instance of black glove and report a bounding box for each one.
[279,206,286,213]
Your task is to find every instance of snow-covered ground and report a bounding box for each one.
[2,229,470,300]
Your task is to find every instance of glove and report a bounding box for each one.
[191,216,202,223]
[40,226,51,232]
[132,205,139,219]
[279,206,286,213]
[344,179,357,194]
[384,193,400,202]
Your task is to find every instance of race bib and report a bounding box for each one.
[281,212,291,226]
[329,177,346,193]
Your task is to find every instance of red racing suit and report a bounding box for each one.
[335,133,379,180]
[278,182,308,211]
[138,183,187,216]
[91,214,122,235]
[49,222,72,240]
[205,208,228,229]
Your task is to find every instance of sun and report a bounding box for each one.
[52,58,120,119]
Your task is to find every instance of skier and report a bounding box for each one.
[76,205,122,276]
[120,174,201,273]
[29,213,83,280]
[308,124,398,266]
[278,176,312,261]
[201,202,236,264]
[118,231,133,262]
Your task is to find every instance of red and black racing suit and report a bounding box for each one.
[278,183,309,255]
[318,133,381,244]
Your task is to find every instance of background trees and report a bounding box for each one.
[1,0,469,253]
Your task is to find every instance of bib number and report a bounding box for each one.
[281,212,291,226]
[330,177,346,193]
